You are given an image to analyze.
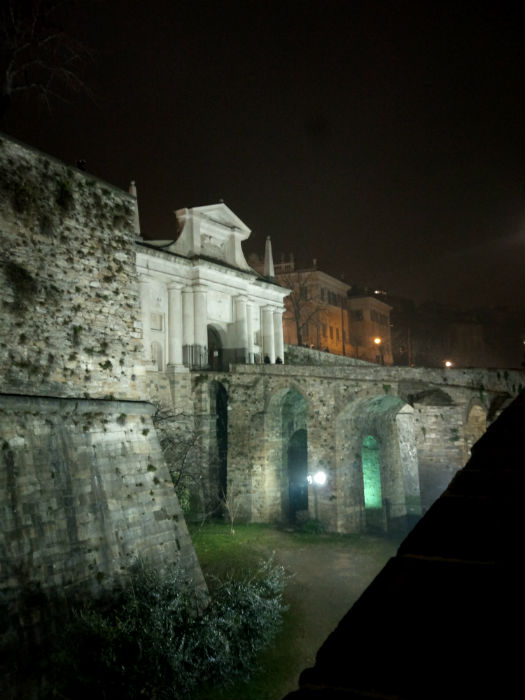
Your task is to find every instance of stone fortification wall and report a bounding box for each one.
[0,394,206,699]
[285,343,373,366]
[0,395,204,599]
[0,134,143,400]
[0,137,206,684]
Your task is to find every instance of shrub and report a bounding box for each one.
[46,558,287,700]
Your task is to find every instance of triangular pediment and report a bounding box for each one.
[170,203,253,271]
[189,203,251,240]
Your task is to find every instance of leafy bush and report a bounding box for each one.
[46,558,287,700]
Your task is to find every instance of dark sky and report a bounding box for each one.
[4,0,524,312]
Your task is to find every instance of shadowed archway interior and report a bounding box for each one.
[287,428,308,519]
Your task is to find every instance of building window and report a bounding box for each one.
[327,291,340,306]
[351,309,363,321]
[322,323,327,337]
[329,326,334,340]
[300,286,308,300]
[336,327,340,341]
[370,310,388,325]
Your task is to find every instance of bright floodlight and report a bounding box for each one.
[444,360,453,368]
[374,337,382,345]
[313,470,327,486]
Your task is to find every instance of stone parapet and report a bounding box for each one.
[230,360,524,396]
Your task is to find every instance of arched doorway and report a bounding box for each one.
[287,428,308,520]
[208,326,223,370]
[335,395,421,534]
[263,387,310,523]
[362,434,382,508]
[361,434,385,532]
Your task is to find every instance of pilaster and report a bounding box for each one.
[273,308,284,363]
[262,306,276,363]
[167,283,183,367]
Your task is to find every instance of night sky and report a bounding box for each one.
[4,0,524,313]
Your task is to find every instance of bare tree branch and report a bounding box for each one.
[278,270,326,347]
[152,404,222,524]
[220,488,242,535]
[0,0,93,118]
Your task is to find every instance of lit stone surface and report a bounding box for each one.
[0,135,205,607]
[0,135,143,400]
[136,203,288,372]
[0,396,204,595]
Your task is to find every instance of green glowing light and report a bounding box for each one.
[362,434,382,509]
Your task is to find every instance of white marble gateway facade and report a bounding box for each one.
[136,203,288,372]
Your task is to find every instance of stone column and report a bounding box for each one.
[262,306,275,363]
[167,283,183,366]
[234,295,248,363]
[138,274,152,362]
[273,309,284,363]
[182,287,195,367]
[193,286,208,368]
[246,302,254,363]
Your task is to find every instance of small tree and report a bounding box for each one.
[220,487,242,534]
[152,406,213,520]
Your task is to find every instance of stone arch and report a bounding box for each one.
[406,387,454,406]
[335,395,421,534]
[265,385,310,523]
[151,341,163,371]
[464,400,487,458]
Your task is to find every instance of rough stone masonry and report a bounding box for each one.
[0,134,205,624]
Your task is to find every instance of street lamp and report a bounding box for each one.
[374,337,384,365]
[444,360,453,368]
[307,470,327,519]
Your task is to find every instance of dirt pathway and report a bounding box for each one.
[273,536,399,694]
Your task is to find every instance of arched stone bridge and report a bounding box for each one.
[195,361,523,534]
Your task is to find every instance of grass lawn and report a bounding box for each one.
[190,522,399,700]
